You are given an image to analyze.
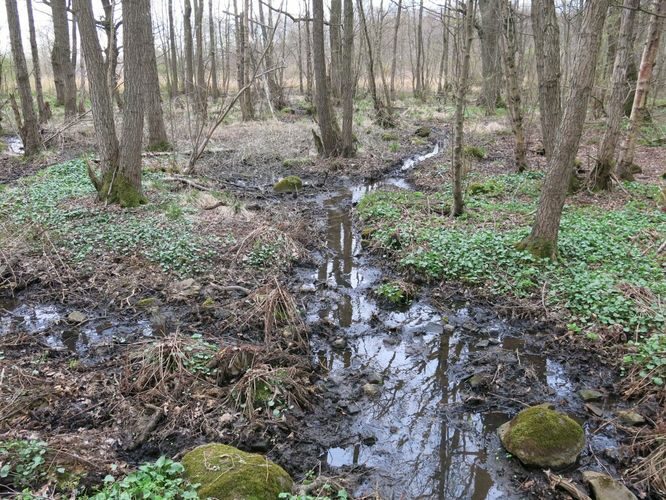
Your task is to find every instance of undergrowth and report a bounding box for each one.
[0,159,220,276]
[358,172,665,386]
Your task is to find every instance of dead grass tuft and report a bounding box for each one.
[628,422,666,497]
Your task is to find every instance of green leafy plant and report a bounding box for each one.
[375,282,413,305]
[623,334,665,386]
[88,457,198,499]
[0,440,49,491]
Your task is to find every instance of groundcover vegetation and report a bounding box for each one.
[358,172,665,386]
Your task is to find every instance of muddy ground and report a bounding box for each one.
[1,102,664,499]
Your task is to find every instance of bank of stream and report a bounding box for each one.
[296,141,626,498]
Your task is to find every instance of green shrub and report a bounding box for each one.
[0,440,49,491]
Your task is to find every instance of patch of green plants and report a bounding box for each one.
[0,159,222,277]
[389,142,400,153]
[375,281,413,305]
[467,179,503,197]
[463,145,487,159]
[623,334,665,387]
[247,241,281,268]
[88,457,198,499]
[358,176,665,385]
[0,439,49,491]
[183,334,218,377]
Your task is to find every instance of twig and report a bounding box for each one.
[162,176,219,192]
[544,470,592,500]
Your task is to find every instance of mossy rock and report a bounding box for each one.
[282,157,313,169]
[273,176,303,193]
[414,126,431,138]
[381,132,399,142]
[498,403,585,469]
[182,443,293,500]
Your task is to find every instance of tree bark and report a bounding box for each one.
[312,0,341,156]
[452,0,475,217]
[51,0,77,117]
[26,0,49,123]
[531,0,561,158]
[341,0,355,157]
[142,1,170,151]
[478,0,502,113]
[616,0,666,180]
[258,0,286,110]
[184,0,195,96]
[209,0,219,100]
[5,0,41,155]
[590,0,638,190]
[101,0,123,110]
[168,0,179,97]
[194,0,207,118]
[304,1,313,101]
[389,0,402,99]
[518,0,609,259]
[330,0,343,100]
[500,0,527,171]
[414,0,425,100]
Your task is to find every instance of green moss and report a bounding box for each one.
[515,235,557,260]
[182,443,293,499]
[499,404,585,469]
[273,176,303,193]
[414,126,431,138]
[381,132,399,142]
[100,173,147,208]
[282,157,313,169]
[464,145,487,159]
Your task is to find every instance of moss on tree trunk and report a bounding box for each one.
[99,171,146,207]
[515,236,557,260]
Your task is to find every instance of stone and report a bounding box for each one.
[585,403,604,417]
[475,339,490,349]
[219,413,234,426]
[332,337,346,349]
[299,283,316,293]
[136,297,157,309]
[172,278,201,299]
[346,404,361,415]
[182,443,292,500]
[273,176,303,193]
[67,311,87,323]
[498,403,585,469]
[582,471,637,500]
[363,383,380,397]
[366,372,383,385]
[469,373,488,388]
[442,324,455,334]
[414,126,431,138]
[617,410,646,426]
[579,389,604,402]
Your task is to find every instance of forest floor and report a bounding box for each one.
[0,96,664,499]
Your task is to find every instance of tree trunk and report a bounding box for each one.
[26,0,49,123]
[414,0,425,100]
[616,0,665,180]
[518,0,609,259]
[5,0,41,155]
[209,0,219,100]
[341,0,355,157]
[389,0,402,99]
[590,0,638,190]
[437,3,450,99]
[478,0,502,113]
[142,1,170,151]
[184,0,195,96]
[297,20,304,94]
[101,0,123,110]
[258,0,286,110]
[312,0,341,156]
[51,0,77,117]
[168,0,179,97]
[500,0,527,171]
[452,0,475,217]
[304,2,313,101]
[116,0,148,206]
[531,0,561,158]
[194,0,207,118]
[330,0,343,100]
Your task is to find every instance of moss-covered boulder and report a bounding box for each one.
[182,443,293,499]
[498,404,585,469]
[414,126,431,138]
[273,176,303,193]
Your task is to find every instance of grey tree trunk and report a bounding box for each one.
[414,0,425,100]
[168,0,179,97]
[184,0,195,96]
[478,0,502,113]
[142,1,170,151]
[500,0,527,171]
[452,0,475,217]
[389,0,402,99]
[5,0,41,155]
[101,0,123,110]
[304,2,313,101]
[590,0,638,190]
[209,0,219,100]
[26,0,49,123]
[531,0,561,158]
[258,0,286,110]
[518,0,609,259]
[616,0,666,180]
[330,0,343,99]
[194,0,207,118]
[51,0,77,117]
[312,0,341,156]
[341,0,355,157]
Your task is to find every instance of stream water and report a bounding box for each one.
[299,143,616,499]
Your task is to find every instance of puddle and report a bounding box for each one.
[0,302,153,357]
[301,143,619,498]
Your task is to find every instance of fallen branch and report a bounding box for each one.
[544,470,592,500]
[162,176,220,192]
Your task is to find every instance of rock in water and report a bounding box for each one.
[582,471,637,500]
[498,403,585,469]
[617,410,646,426]
[414,126,431,138]
[182,443,293,499]
[578,389,604,402]
[67,311,87,323]
[273,176,303,193]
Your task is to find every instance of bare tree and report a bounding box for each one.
[477,0,502,113]
[589,0,638,190]
[341,0,355,157]
[168,0,179,97]
[616,0,666,180]
[101,0,123,110]
[452,0,475,217]
[531,0,561,158]
[193,0,207,118]
[26,0,50,123]
[209,0,220,100]
[5,0,41,155]
[518,0,609,258]
[389,0,403,99]
[312,0,341,156]
[184,0,195,96]
[50,0,77,117]
[330,0,343,99]
[499,0,527,171]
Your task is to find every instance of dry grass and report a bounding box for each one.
[628,423,666,497]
